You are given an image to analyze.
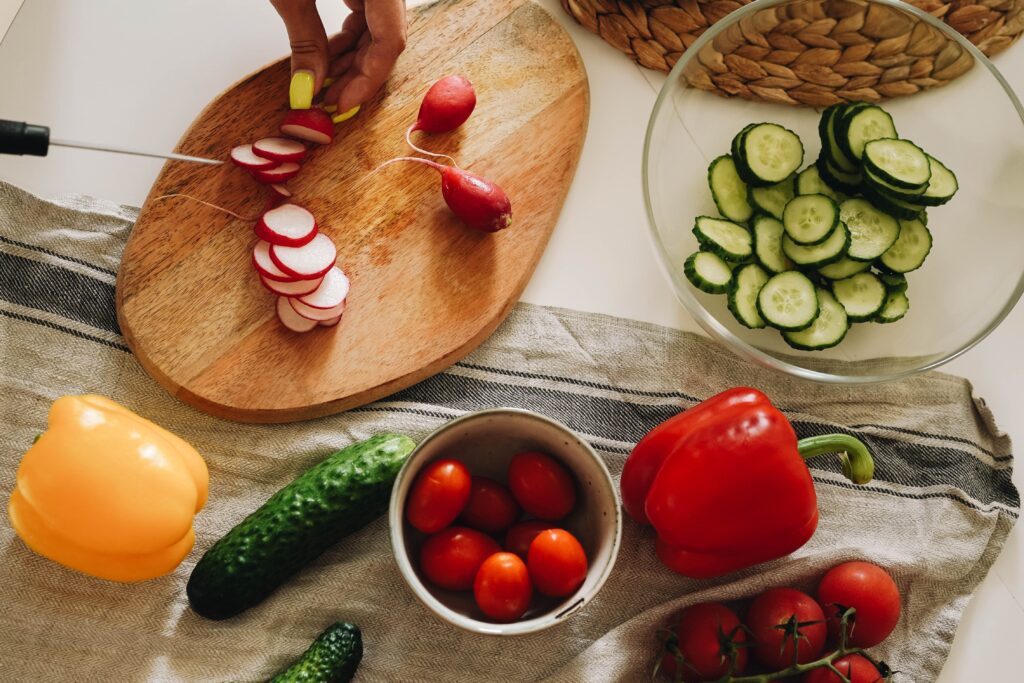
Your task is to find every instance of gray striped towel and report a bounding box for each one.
[0,181,1018,682]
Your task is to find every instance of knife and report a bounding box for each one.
[0,119,223,166]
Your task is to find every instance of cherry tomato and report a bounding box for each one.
[507,451,576,520]
[405,458,472,533]
[504,520,552,559]
[817,561,901,648]
[473,552,532,622]
[526,528,588,597]
[659,602,747,682]
[460,476,520,533]
[801,654,883,683]
[746,587,826,670]
[419,526,500,591]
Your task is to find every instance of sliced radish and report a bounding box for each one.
[251,162,300,184]
[270,233,337,280]
[230,144,279,170]
[260,274,323,297]
[252,240,295,282]
[290,296,347,321]
[270,183,292,199]
[277,296,318,332]
[319,314,343,327]
[255,203,318,247]
[252,137,307,163]
[297,266,349,309]
[280,108,334,145]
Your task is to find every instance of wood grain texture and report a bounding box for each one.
[116,0,589,423]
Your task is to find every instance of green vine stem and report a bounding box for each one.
[797,434,875,485]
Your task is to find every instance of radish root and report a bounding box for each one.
[404,125,459,166]
[371,156,448,175]
[153,194,257,221]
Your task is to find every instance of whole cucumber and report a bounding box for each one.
[187,434,416,620]
[268,622,362,683]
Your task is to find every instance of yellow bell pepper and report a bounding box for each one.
[7,395,208,582]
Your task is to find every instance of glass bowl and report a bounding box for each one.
[643,0,1024,383]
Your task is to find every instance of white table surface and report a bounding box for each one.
[0,0,1020,679]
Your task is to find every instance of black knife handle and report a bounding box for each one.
[0,119,50,156]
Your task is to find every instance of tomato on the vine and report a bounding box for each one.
[659,602,747,682]
[419,526,500,591]
[801,653,884,682]
[526,528,588,597]
[406,458,472,533]
[473,552,532,622]
[507,451,576,520]
[817,561,901,648]
[746,587,826,670]
[460,476,520,533]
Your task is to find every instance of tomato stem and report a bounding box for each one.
[796,434,874,485]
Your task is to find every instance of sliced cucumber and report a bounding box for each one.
[817,104,857,173]
[782,194,839,245]
[727,263,770,329]
[862,186,927,221]
[693,216,753,262]
[838,105,898,161]
[782,288,849,351]
[684,251,733,294]
[839,198,901,261]
[879,218,932,273]
[863,138,931,190]
[708,155,754,223]
[796,165,842,202]
[749,177,795,220]
[863,165,924,199]
[757,270,819,331]
[831,271,887,321]
[920,155,958,206]
[752,215,794,274]
[878,271,908,293]
[818,257,870,280]
[782,221,850,267]
[816,156,862,195]
[875,290,910,323]
[741,123,804,186]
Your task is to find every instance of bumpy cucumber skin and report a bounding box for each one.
[187,434,416,620]
[269,622,363,683]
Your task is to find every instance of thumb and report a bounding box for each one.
[271,0,329,108]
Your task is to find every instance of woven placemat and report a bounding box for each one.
[562,0,1024,104]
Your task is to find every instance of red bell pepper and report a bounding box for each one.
[621,387,874,579]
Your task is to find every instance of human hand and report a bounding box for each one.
[271,0,407,120]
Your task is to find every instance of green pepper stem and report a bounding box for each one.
[797,434,874,485]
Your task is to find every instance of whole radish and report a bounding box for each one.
[380,157,511,232]
[406,75,476,160]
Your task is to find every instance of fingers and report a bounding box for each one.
[270,0,329,107]
[327,10,367,59]
[329,0,407,112]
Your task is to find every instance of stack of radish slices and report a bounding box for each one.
[252,203,348,333]
[228,108,335,196]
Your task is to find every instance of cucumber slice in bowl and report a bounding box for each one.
[817,104,857,173]
[818,257,870,280]
[782,288,849,351]
[782,221,850,267]
[878,271,908,293]
[839,198,901,261]
[684,251,733,294]
[837,105,898,161]
[782,194,839,245]
[920,155,958,206]
[727,263,770,329]
[749,176,795,220]
[875,290,910,323]
[831,271,888,321]
[815,156,862,195]
[796,165,843,202]
[693,216,753,262]
[741,123,804,186]
[708,155,753,223]
[861,187,927,221]
[752,215,795,274]
[757,270,819,331]
[863,138,931,190]
[879,217,932,273]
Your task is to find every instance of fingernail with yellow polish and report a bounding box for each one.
[332,106,360,124]
[323,104,338,113]
[289,70,315,110]
[323,77,335,87]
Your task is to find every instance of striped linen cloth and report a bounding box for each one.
[0,181,1018,682]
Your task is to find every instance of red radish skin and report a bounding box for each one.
[412,75,476,134]
[252,240,295,282]
[280,108,334,145]
[260,274,323,297]
[251,162,300,184]
[319,314,343,327]
[230,145,279,170]
[290,296,347,321]
[297,266,349,309]
[379,157,511,232]
[256,204,318,247]
[276,296,318,332]
[252,137,307,163]
[270,233,338,280]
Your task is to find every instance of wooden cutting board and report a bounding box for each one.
[116,0,588,423]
